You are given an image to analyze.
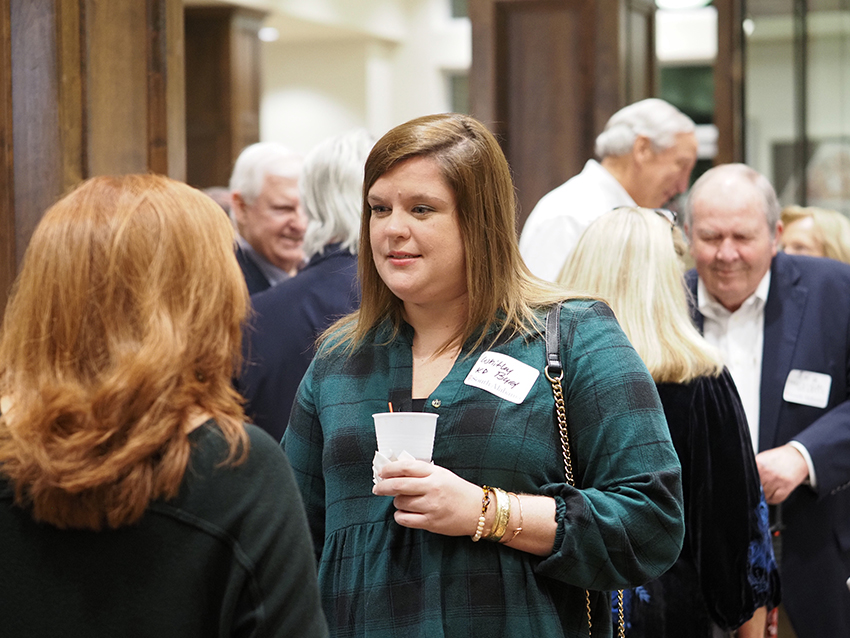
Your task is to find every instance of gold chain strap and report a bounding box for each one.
[546,365,574,485]
[618,589,625,638]
[545,364,625,638]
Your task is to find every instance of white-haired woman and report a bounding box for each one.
[558,207,780,638]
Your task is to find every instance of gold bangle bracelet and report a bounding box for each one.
[485,487,510,542]
[472,487,492,542]
[507,492,524,543]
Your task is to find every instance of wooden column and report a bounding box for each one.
[0,0,186,307]
[714,0,745,164]
[184,6,265,189]
[470,0,656,228]
[0,0,14,302]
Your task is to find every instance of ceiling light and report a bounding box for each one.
[655,0,711,9]
[258,27,279,42]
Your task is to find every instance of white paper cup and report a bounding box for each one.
[372,412,438,462]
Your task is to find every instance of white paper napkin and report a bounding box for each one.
[372,449,416,484]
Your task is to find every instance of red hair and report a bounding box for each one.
[0,174,250,530]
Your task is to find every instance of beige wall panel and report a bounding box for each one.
[86,0,148,175]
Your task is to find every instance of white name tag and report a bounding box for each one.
[464,351,539,404]
[783,369,832,409]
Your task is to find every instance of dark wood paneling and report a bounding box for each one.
[164,0,185,181]
[230,10,262,155]
[147,0,170,175]
[468,0,498,126]
[56,0,85,192]
[143,0,185,181]
[184,6,263,189]
[498,0,594,222]
[471,0,656,229]
[715,0,745,164]
[0,0,14,301]
[1,0,185,308]
[10,0,65,265]
[593,0,624,135]
[185,9,232,188]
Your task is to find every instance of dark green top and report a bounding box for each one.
[284,300,685,638]
[0,421,329,638]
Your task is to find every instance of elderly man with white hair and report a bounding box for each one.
[519,98,698,281]
[229,142,306,294]
[238,129,373,441]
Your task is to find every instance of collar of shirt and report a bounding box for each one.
[697,270,772,323]
[236,233,291,287]
[584,159,637,208]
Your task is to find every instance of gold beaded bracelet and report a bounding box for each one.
[484,487,511,542]
[471,486,492,542]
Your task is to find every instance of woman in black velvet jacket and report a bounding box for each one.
[558,206,780,638]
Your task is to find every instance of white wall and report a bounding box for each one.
[205,0,850,199]
[807,27,850,140]
[745,35,795,179]
[656,7,717,64]
[261,39,369,154]
[746,12,850,206]
[258,0,470,155]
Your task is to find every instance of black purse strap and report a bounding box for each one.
[545,303,563,381]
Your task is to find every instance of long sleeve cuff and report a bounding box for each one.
[788,440,817,489]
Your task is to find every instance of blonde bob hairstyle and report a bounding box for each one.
[0,174,250,530]
[327,113,573,354]
[558,207,724,383]
[781,205,850,264]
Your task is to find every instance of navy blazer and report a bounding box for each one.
[238,244,359,442]
[687,252,850,637]
[235,244,272,296]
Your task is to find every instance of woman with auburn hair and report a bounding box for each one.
[558,207,780,638]
[0,174,327,637]
[284,113,685,637]
[780,205,850,263]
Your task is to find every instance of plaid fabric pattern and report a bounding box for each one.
[284,300,684,638]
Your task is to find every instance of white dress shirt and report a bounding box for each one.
[519,160,636,282]
[698,272,817,485]
[698,273,770,453]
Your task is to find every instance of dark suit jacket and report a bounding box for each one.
[237,244,359,442]
[687,252,850,637]
[235,244,272,296]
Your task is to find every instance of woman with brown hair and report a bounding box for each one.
[0,174,327,637]
[284,113,685,637]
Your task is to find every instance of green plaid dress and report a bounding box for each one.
[284,300,684,638]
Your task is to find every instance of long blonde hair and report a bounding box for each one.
[558,207,723,383]
[326,113,579,355]
[0,174,250,530]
